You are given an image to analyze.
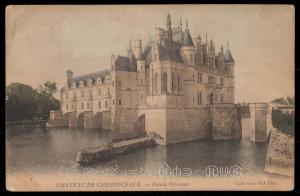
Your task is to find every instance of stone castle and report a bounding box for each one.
[49,14,242,145]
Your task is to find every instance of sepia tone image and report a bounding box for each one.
[6,5,294,191]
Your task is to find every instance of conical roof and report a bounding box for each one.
[182,29,194,47]
[224,49,234,63]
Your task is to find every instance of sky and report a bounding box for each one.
[6,5,294,103]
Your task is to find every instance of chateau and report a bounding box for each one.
[50,14,241,144]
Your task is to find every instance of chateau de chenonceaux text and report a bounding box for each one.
[48,14,245,145]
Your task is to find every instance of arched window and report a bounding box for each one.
[154,72,159,94]
[162,72,168,93]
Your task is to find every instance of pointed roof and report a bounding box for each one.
[224,49,234,63]
[182,28,194,47]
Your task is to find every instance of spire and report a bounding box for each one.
[128,40,132,52]
[183,26,194,47]
[224,41,234,63]
[167,12,171,29]
[179,17,182,28]
[186,18,188,29]
[166,12,172,41]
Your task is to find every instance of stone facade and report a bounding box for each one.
[57,14,240,145]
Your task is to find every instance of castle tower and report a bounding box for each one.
[180,19,195,66]
[224,41,235,103]
[136,40,146,105]
[134,39,142,60]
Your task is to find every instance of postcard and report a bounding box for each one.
[6,5,294,191]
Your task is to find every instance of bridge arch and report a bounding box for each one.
[77,112,84,128]
[93,112,103,129]
[133,114,146,135]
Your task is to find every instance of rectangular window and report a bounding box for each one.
[113,99,115,105]
[89,90,92,97]
[66,103,68,110]
[105,100,108,108]
[141,79,143,84]
[209,76,214,84]
[118,81,122,87]
[220,78,224,86]
[119,99,122,105]
[98,101,101,108]
[82,102,84,109]
[87,102,89,109]
[82,91,84,97]
[198,73,202,83]
[221,94,224,103]
[99,88,101,96]
[198,92,202,105]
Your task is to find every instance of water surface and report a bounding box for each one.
[6,127,268,177]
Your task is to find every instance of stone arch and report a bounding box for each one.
[63,112,71,120]
[77,112,84,128]
[133,114,146,136]
[102,111,112,130]
[93,112,103,129]
[162,72,168,93]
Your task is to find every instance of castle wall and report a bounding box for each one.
[165,108,210,144]
[212,104,242,140]
[249,103,269,142]
[112,108,145,141]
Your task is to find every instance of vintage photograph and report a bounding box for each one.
[5,5,294,191]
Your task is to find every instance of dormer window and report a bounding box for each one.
[80,81,84,87]
[72,82,77,88]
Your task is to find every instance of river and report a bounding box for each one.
[6,127,269,177]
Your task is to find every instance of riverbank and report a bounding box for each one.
[6,119,46,128]
[264,129,294,177]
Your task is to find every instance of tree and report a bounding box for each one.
[35,81,60,119]
[6,83,38,121]
[6,81,61,121]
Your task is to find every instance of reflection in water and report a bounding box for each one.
[6,127,268,176]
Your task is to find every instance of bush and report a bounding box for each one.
[272,108,294,136]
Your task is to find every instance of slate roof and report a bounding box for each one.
[158,41,182,62]
[182,28,194,47]
[114,55,136,72]
[224,49,234,63]
[172,27,184,44]
[72,69,110,83]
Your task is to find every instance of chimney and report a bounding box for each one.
[66,70,73,86]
